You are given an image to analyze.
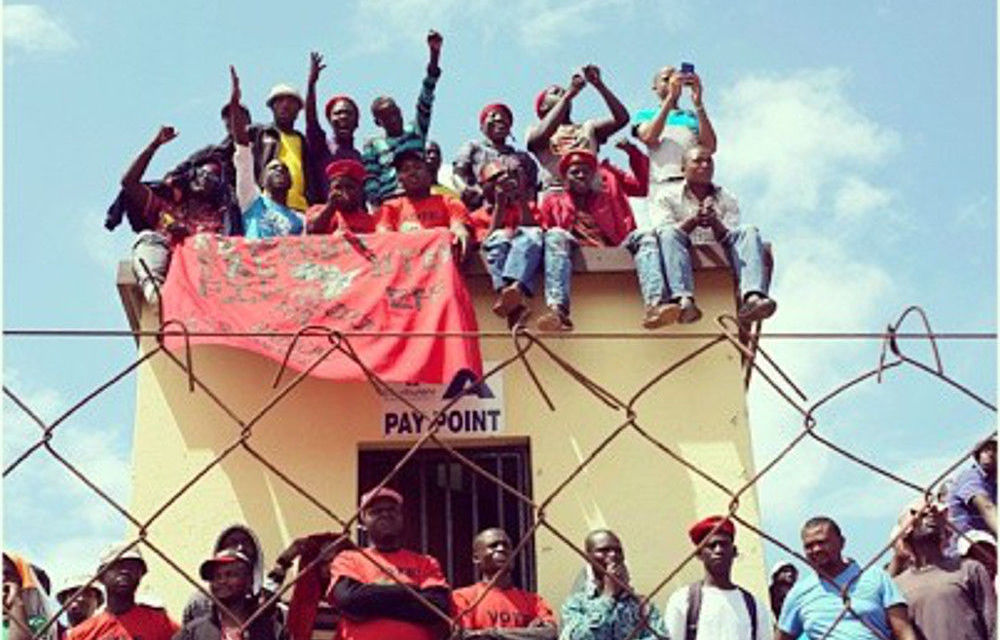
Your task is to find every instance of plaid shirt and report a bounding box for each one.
[361,68,440,206]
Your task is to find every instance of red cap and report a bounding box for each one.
[324,95,359,123]
[557,149,598,176]
[688,516,736,545]
[479,103,513,126]
[534,86,559,118]
[360,486,403,509]
[198,548,252,580]
[325,159,367,183]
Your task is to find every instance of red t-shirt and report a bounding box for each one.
[305,205,377,234]
[375,194,470,231]
[328,547,449,640]
[451,583,556,630]
[64,606,179,640]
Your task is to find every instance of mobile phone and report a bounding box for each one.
[680,62,695,74]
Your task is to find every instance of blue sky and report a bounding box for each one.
[3,0,996,602]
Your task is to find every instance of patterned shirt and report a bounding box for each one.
[452,140,539,193]
[651,182,740,244]
[560,588,667,640]
[361,69,440,206]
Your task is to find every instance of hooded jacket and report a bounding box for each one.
[182,525,264,625]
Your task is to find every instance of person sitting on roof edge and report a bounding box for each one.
[454,103,539,210]
[306,160,375,234]
[375,148,471,259]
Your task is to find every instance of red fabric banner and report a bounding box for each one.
[161,230,483,383]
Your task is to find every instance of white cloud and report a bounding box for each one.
[716,68,900,226]
[3,5,77,54]
[3,369,130,579]
[833,176,894,222]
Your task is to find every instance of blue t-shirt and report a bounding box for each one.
[242,195,304,239]
[946,462,997,535]
[777,561,905,640]
[632,107,700,134]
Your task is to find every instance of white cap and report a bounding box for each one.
[55,575,104,603]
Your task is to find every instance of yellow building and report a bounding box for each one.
[118,243,767,616]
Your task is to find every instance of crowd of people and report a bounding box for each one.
[106,30,777,332]
[3,434,995,640]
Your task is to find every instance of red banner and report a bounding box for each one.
[161,230,483,383]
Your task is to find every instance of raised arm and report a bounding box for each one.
[581,65,630,145]
[526,73,585,153]
[120,126,178,209]
[415,30,443,136]
[636,76,680,147]
[612,138,649,197]
[688,74,717,153]
[228,66,260,210]
[305,52,327,147]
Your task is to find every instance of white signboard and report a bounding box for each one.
[380,363,505,438]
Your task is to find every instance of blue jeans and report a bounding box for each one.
[623,229,671,307]
[543,228,575,309]
[481,227,544,295]
[659,225,769,299]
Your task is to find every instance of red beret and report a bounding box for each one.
[689,516,736,545]
[325,159,367,183]
[557,149,598,176]
[480,103,513,126]
[535,86,559,118]
[324,95,359,122]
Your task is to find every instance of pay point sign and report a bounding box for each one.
[380,364,505,438]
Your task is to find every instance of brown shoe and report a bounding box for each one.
[738,294,777,324]
[536,306,573,332]
[642,302,682,329]
[678,297,702,324]
[492,283,524,317]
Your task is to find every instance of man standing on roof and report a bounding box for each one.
[664,516,771,640]
[55,577,104,630]
[454,103,539,209]
[66,545,178,640]
[304,52,362,202]
[452,527,557,640]
[775,517,917,640]
[327,487,451,640]
[362,30,444,207]
[526,65,629,194]
[635,65,717,205]
[255,78,315,212]
[560,529,667,640]
[946,435,997,538]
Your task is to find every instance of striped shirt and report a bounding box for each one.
[361,68,440,206]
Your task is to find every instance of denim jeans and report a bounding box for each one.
[131,230,172,303]
[481,227,544,295]
[658,225,769,299]
[543,228,575,310]
[622,229,671,307]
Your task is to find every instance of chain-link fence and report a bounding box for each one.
[3,303,995,640]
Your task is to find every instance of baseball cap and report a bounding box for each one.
[359,487,403,509]
[97,543,147,575]
[55,575,104,603]
[199,548,253,580]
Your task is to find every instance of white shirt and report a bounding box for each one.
[665,583,772,640]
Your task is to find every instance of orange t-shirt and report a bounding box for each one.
[305,204,377,234]
[328,547,449,640]
[375,194,470,232]
[65,606,179,640]
[451,583,556,630]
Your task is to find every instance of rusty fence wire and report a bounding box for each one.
[3,304,996,640]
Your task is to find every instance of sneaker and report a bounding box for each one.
[642,302,682,329]
[738,294,777,324]
[536,306,573,332]
[678,297,702,324]
[491,283,523,317]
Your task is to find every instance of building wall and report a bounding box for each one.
[127,264,767,615]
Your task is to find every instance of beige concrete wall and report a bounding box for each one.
[127,265,767,616]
